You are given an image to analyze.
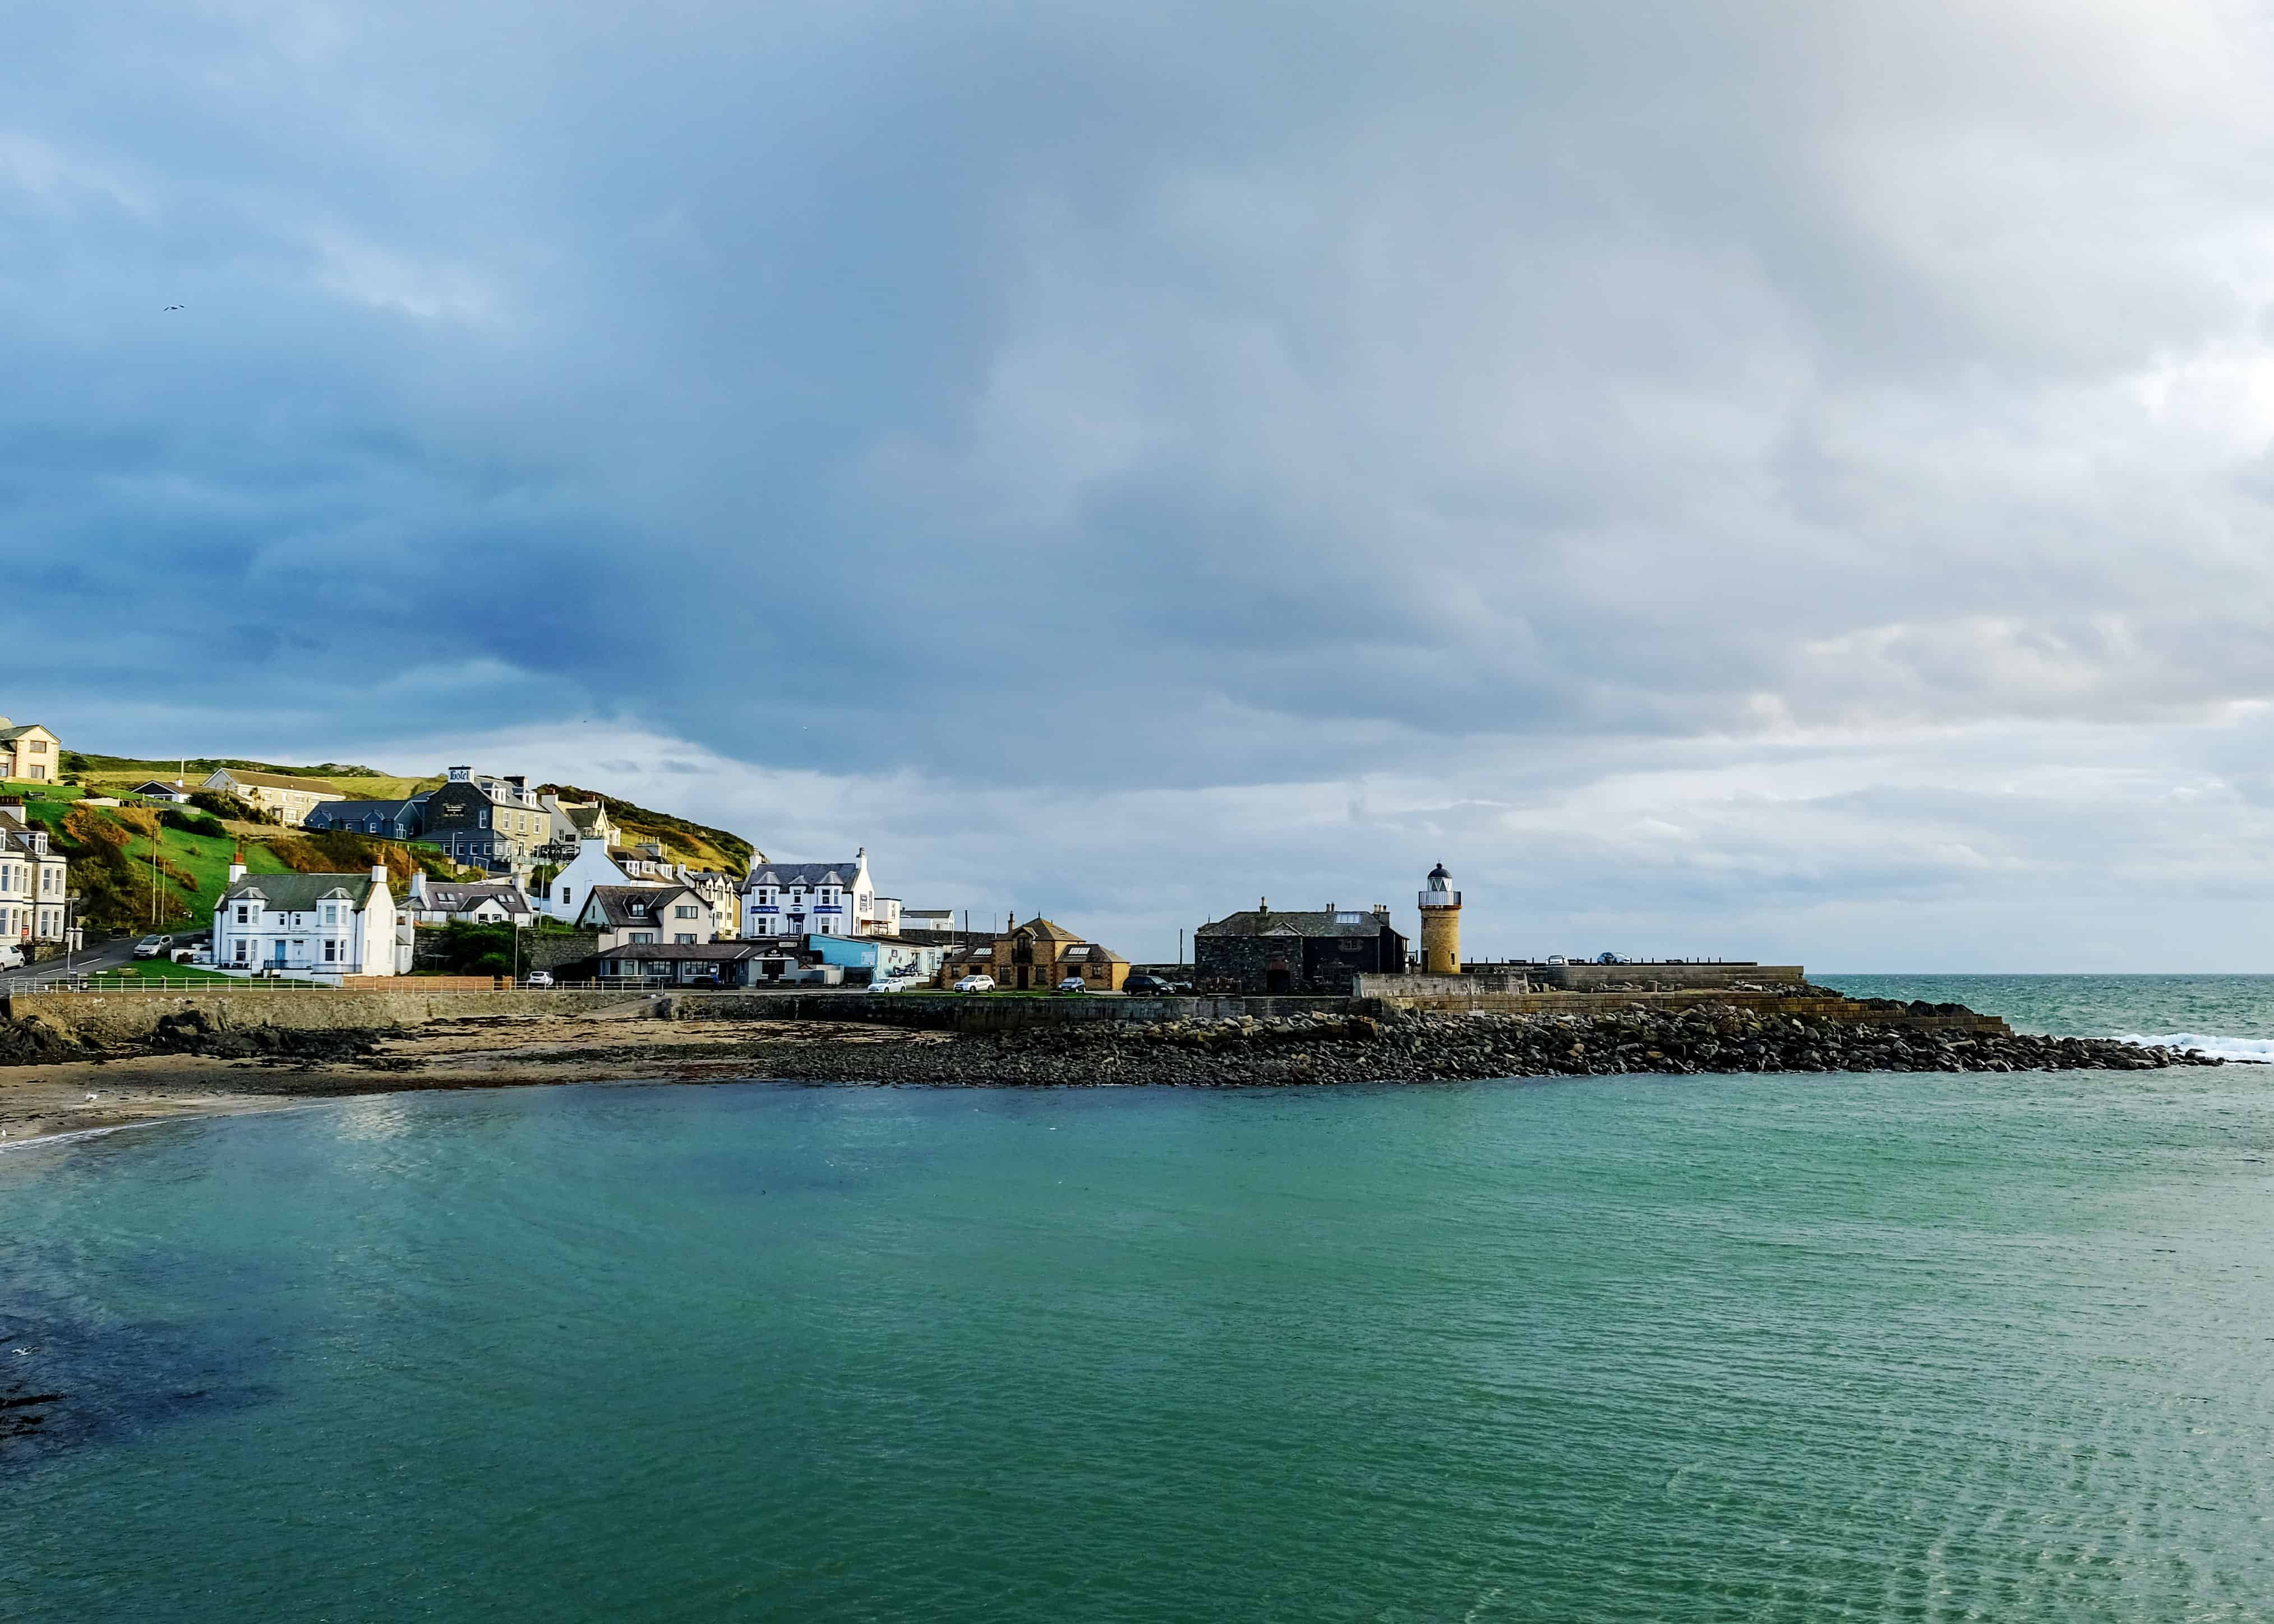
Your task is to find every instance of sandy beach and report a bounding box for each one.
[0,1014,958,1147]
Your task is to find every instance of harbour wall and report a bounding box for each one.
[3,982,2010,1046]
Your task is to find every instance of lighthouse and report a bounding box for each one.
[1418,862,1462,975]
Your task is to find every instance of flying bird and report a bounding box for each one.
[164,304,184,311]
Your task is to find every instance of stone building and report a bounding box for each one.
[200,768,345,828]
[1194,900,1409,994]
[939,917,1128,991]
[419,767,555,873]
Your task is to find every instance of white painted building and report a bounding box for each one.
[0,806,71,965]
[404,872,538,926]
[537,837,651,924]
[213,858,407,977]
[741,850,900,939]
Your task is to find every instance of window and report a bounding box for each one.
[28,740,45,753]
[324,941,338,962]
[674,933,695,945]
[630,902,648,917]
[236,906,250,924]
[234,940,249,964]
[631,932,656,945]
[674,905,696,919]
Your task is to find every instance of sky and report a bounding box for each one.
[11,0,2274,968]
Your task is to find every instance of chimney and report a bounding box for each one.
[371,861,391,889]
[409,871,429,902]
[228,850,247,883]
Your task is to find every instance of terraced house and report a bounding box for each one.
[0,804,72,959]
[200,768,345,827]
[420,767,571,874]
[0,717,61,783]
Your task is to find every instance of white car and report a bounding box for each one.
[523,971,555,988]
[873,976,916,992]
[953,975,995,993]
[1055,976,1087,993]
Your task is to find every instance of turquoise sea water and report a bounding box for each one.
[7,976,2274,1621]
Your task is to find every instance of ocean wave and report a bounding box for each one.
[2114,1032,2274,1064]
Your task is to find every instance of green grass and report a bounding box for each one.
[79,960,324,987]
[12,797,295,933]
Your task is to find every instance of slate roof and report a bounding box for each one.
[307,798,422,823]
[221,873,383,911]
[744,861,864,890]
[0,723,53,742]
[1058,942,1128,963]
[416,883,532,912]
[579,884,697,928]
[1197,908,1397,939]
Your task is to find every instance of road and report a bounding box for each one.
[0,934,193,993]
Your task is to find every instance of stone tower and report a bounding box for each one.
[1418,861,1462,975]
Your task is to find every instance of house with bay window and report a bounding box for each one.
[0,805,72,963]
[212,858,406,978]
[740,850,900,939]
[574,884,716,951]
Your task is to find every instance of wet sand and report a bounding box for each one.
[0,1015,955,1147]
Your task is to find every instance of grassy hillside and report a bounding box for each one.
[4,786,478,937]
[539,783,758,874]
[65,753,441,801]
[9,786,297,935]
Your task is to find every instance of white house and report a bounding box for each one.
[0,805,72,965]
[404,871,538,926]
[575,884,716,951]
[213,857,406,978]
[538,837,651,924]
[741,850,899,939]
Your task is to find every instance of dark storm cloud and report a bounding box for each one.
[12,0,2274,962]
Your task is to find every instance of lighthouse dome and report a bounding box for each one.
[1426,862,1452,888]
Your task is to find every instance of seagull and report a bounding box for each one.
[84,1091,99,1102]
[164,304,184,311]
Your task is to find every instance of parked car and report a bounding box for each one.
[953,975,995,993]
[1123,974,1174,996]
[1055,976,1087,993]
[685,973,723,989]
[133,934,174,959]
[523,970,555,988]
[873,976,916,992]
[1546,954,1567,965]
[1595,952,1629,965]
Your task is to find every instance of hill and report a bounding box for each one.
[539,784,758,875]
[67,753,441,801]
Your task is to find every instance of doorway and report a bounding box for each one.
[1266,963,1293,994]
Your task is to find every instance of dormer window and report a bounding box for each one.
[630,902,648,916]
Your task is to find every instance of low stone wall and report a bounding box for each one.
[1,988,642,1045]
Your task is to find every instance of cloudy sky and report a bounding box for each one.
[12,0,2274,968]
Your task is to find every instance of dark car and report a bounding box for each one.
[1123,974,1175,996]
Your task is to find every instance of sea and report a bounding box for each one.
[4,974,2274,1622]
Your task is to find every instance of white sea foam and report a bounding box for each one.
[2114,1033,2274,1064]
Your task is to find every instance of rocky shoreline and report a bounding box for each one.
[0,999,2244,1106]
